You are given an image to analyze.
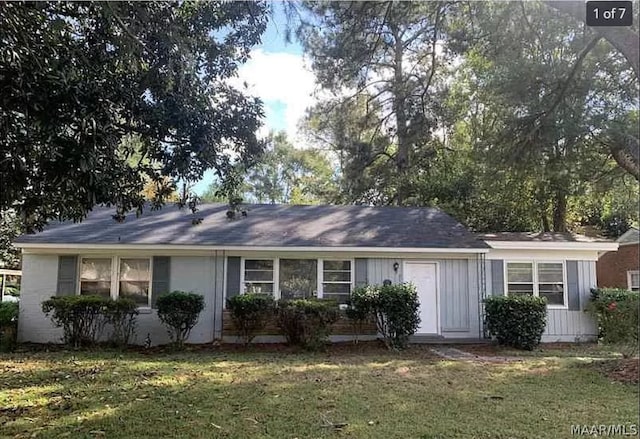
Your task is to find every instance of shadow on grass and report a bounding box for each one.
[2,348,639,439]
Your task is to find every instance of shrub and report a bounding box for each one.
[347,284,420,350]
[586,288,639,358]
[103,298,139,347]
[0,302,19,352]
[346,286,376,344]
[156,291,205,347]
[484,295,547,350]
[276,299,339,350]
[42,295,110,348]
[226,293,275,345]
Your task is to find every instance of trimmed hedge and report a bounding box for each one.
[349,283,420,350]
[484,295,547,350]
[156,291,205,347]
[0,302,19,352]
[276,298,339,350]
[42,296,139,348]
[586,288,639,358]
[226,293,275,345]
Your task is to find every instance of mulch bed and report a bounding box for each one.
[594,358,639,385]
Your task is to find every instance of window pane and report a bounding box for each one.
[537,263,563,283]
[120,259,150,281]
[323,271,351,282]
[245,260,273,270]
[324,260,351,271]
[507,263,533,283]
[81,281,111,297]
[245,270,274,282]
[279,259,317,300]
[540,290,564,305]
[630,272,640,288]
[507,283,533,295]
[323,283,351,295]
[120,281,150,306]
[119,259,150,306]
[81,258,112,281]
[81,258,111,297]
[245,283,274,294]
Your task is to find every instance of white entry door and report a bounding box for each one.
[403,262,439,334]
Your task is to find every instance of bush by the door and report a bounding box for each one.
[226,293,275,345]
[586,288,639,358]
[349,283,420,350]
[156,291,205,347]
[484,295,547,350]
[276,298,339,350]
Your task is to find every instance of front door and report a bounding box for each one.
[403,262,439,334]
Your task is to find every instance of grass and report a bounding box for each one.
[1,344,638,439]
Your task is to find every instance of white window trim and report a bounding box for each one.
[239,257,355,300]
[504,260,568,310]
[628,270,640,291]
[77,256,153,309]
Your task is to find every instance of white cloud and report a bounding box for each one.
[230,49,317,143]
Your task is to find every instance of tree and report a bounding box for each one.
[298,1,454,205]
[244,132,336,204]
[0,211,22,269]
[1,2,268,230]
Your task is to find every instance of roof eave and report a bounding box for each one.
[15,242,490,253]
[485,240,618,251]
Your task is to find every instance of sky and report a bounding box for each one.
[193,6,316,195]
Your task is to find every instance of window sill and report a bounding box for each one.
[546,305,568,311]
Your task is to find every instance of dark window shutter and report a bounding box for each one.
[491,260,504,296]
[152,256,171,308]
[566,261,580,310]
[226,257,241,300]
[354,258,367,287]
[57,255,78,296]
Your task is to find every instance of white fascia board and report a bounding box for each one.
[17,242,490,254]
[485,240,618,252]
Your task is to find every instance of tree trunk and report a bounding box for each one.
[610,133,640,181]
[390,21,410,205]
[552,190,568,232]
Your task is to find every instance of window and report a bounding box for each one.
[239,258,354,304]
[80,258,112,298]
[119,258,151,307]
[506,261,566,307]
[78,256,152,307]
[628,271,640,292]
[322,260,352,304]
[244,259,274,294]
[279,259,317,300]
[506,263,534,297]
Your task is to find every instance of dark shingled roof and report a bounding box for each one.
[617,227,639,244]
[15,204,489,249]
[478,232,612,243]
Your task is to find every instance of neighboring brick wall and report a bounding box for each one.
[597,244,640,289]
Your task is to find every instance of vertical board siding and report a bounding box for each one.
[56,255,77,296]
[367,258,479,337]
[543,260,598,341]
[490,260,504,295]
[213,253,225,338]
[226,256,241,299]
[354,258,368,287]
[367,259,402,285]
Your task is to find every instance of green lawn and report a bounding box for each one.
[1,345,637,439]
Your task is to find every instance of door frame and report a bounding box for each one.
[403,261,441,335]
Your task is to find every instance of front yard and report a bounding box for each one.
[1,344,638,439]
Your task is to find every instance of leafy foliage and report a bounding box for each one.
[156,291,205,348]
[276,299,340,350]
[103,298,139,348]
[350,284,420,350]
[1,2,268,230]
[0,302,19,352]
[484,296,547,350]
[226,293,275,345]
[586,288,639,358]
[0,210,22,269]
[345,293,374,344]
[42,295,110,348]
